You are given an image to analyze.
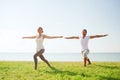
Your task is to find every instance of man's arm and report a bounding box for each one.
[90,34,108,39]
[65,36,79,39]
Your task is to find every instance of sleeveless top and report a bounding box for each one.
[80,36,90,51]
[36,34,44,52]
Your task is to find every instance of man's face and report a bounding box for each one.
[82,29,87,35]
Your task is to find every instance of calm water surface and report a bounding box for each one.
[0,52,120,62]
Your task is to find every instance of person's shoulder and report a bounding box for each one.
[35,35,38,37]
[86,35,90,38]
[42,34,46,36]
[42,34,47,38]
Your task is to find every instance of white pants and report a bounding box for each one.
[81,49,89,58]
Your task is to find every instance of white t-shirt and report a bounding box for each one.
[80,36,90,51]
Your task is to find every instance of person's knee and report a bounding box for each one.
[83,54,86,58]
[39,55,42,58]
[84,57,88,60]
[33,54,37,59]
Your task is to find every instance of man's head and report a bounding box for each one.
[82,29,87,36]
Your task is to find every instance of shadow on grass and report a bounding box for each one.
[95,64,119,69]
[0,67,10,71]
[44,66,90,77]
[92,64,120,80]
[98,75,119,80]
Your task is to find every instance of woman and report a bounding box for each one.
[23,27,63,70]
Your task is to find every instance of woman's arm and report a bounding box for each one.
[65,36,79,39]
[90,34,108,39]
[43,35,63,39]
[22,36,37,39]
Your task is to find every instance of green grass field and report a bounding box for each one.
[0,61,120,80]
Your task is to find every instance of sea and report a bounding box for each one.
[0,52,120,62]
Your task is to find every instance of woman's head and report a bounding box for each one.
[37,27,43,34]
[82,29,87,36]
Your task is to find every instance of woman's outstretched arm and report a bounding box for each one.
[90,34,108,39]
[22,36,37,39]
[64,36,79,39]
[43,35,63,39]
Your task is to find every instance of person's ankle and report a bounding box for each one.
[35,67,37,70]
[48,64,51,67]
[84,64,86,67]
[88,63,91,65]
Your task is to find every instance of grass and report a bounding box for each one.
[0,61,120,80]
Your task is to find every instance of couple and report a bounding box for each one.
[23,27,108,70]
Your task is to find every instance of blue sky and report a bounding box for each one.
[0,0,120,53]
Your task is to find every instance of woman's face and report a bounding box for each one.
[37,27,43,34]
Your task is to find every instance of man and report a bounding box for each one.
[65,29,108,67]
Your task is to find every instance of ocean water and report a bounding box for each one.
[0,52,120,62]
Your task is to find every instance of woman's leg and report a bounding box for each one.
[39,55,51,67]
[33,49,44,70]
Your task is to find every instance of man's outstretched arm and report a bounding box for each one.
[65,36,79,39]
[90,34,108,39]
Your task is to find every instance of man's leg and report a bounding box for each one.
[84,57,87,67]
[82,49,89,67]
[87,58,91,65]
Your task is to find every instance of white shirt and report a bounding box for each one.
[80,36,90,51]
[36,35,44,52]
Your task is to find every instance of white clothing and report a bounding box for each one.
[80,36,90,51]
[36,35,44,52]
[81,49,89,58]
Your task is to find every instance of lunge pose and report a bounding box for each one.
[23,27,63,70]
[65,29,108,67]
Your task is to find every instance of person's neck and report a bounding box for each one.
[38,33,42,37]
[82,34,86,39]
